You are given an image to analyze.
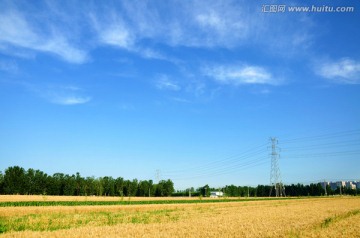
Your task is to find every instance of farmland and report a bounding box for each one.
[0,196,359,237]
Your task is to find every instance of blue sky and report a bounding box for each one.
[1,0,360,190]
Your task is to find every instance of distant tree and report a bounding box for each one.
[285,183,306,196]
[326,185,333,196]
[123,179,131,196]
[84,176,96,196]
[148,180,154,197]
[137,180,153,197]
[114,177,124,196]
[130,179,139,196]
[199,184,210,197]
[154,181,164,197]
[102,176,115,196]
[95,177,104,196]
[256,185,270,197]
[3,166,26,194]
[343,186,356,196]
[63,174,76,196]
[0,171,4,194]
[225,185,238,196]
[75,172,84,196]
[163,179,174,196]
[25,169,48,195]
[51,173,66,195]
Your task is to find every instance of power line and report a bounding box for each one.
[160,128,360,186]
[281,129,360,144]
[162,143,268,177]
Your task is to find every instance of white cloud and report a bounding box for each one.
[102,27,133,48]
[52,96,91,105]
[204,64,278,86]
[90,13,134,49]
[39,85,91,105]
[0,10,88,64]
[316,58,360,84]
[136,48,167,61]
[39,33,88,64]
[0,1,315,65]
[189,6,248,47]
[156,75,181,91]
[117,1,312,52]
[88,1,250,50]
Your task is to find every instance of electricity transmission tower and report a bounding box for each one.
[269,137,286,197]
[155,169,161,183]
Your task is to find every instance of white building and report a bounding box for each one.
[210,191,224,198]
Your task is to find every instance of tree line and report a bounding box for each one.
[175,183,359,197]
[1,166,358,197]
[0,166,174,197]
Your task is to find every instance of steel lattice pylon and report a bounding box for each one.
[269,137,286,197]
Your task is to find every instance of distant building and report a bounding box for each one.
[319,182,329,190]
[346,181,356,190]
[324,181,358,191]
[329,182,337,190]
[329,181,346,191]
[210,191,224,198]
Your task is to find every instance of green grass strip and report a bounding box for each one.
[0,197,298,207]
[321,209,360,228]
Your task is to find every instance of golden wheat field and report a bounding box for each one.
[0,196,359,238]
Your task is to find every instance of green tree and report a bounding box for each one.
[95,177,104,196]
[84,176,96,196]
[102,176,115,196]
[224,185,238,196]
[130,179,139,196]
[326,185,333,195]
[0,171,4,194]
[154,181,163,197]
[256,185,270,197]
[155,180,173,197]
[26,169,48,195]
[123,179,131,196]
[51,173,65,195]
[115,177,124,196]
[63,174,76,196]
[3,166,26,194]
[75,172,83,196]
[164,179,174,196]
[198,184,210,197]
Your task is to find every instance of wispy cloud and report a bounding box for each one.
[51,96,91,105]
[121,1,249,48]
[315,58,360,84]
[119,1,313,53]
[1,1,315,65]
[155,75,181,91]
[39,85,91,105]
[90,12,134,49]
[203,64,279,86]
[0,9,88,63]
